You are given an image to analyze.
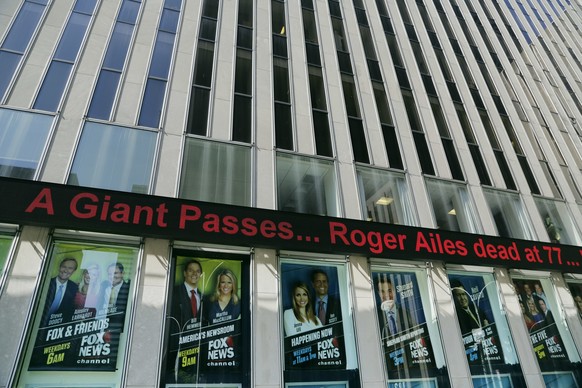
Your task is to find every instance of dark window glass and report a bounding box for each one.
[403,93,422,132]
[480,112,500,149]
[342,77,361,118]
[73,0,97,14]
[331,18,348,51]
[272,1,286,35]
[430,100,449,137]
[309,68,327,110]
[470,88,485,109]
[348,117,370,163]
[382,124,404,169]
[447,81,462,102]
[404,23,417,40]
[237,26,252,49]
[360,27,377,60]
[355,8,368,26]
[455,105,476,143]
[412,131,435,175]
[193,41,214,87]
[422,74,437,96]
[272,34,288,58]
[232,94,252,143]
[118,0,141,24]
[380,15,393,33]
[313,110,333,157]
[273,58,290,103]
[234,49,252,95]
[395,67,410,88]
[442,138,465,180]
[102,22,133,70]
[138,78,166,128]
[302,9,318,43]
[367,60,382,81]
[328,1,342,18]
[2,2,44,52]
[54,12,91,62]
[200,17,217,41]
[187,86,211,135]
[492,94,507,115]
[238,0,253,27]
[305,43,321,66]
[275,102,293,150]
[159,8,179,33]
[411,41,428,73]
[337,51,352,74]
[494,150,516,190]
[386,34,403,67]
[0,51,22,99]
[301,0,314,10]
[33,61,72,111]
[202,0,219,19]
[150,31,175,79]
[373,83,392,125]
[518,155,540,194]
[87,69,121,119]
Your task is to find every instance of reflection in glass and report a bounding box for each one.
[355,166,415,225]
[513,278,582,386]
[483,189,534,240]
[0,108,53,179]
[426,179,480,233]
[371,268,448,386]
[449,272,525,387]
[180,138,251,206]
[534,197,582,245]
[276,153,338,216]
[68,122,157,193]
[565,281,582,322]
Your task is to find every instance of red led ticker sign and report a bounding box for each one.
[0,177,580,273]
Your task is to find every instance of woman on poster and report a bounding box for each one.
[284,282,322,336]
[206,269,241,324]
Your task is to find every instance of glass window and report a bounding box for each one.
[371,266,448,386]
[54,12,91,62]
[0,233,15,291]
[483,189,534,240]
[0,51,23,100]
[16,240,139,386]
[149,31,175,80]
[159,8,180,33]
[275,102,293,150]
[138,78,167,128]
[273,58,290,103]
[356,166,415,225]
[179,138,251,206]
[73,0,97,14]
[193,41,215,87]
[281,258,359,386]
[118,0,140,24]
[313,110,332,158]
[566,281,582,323]
[2,1,45,52]
[448,271,526,387]
[232,94,252,143]
[33,61,73,112]
[425,179,480,233]
[0,108,53,179]
[276,153,338,216]
[534,198,582,245]
[234,49,252,95]
[68,122,157,193]
[102,22,134,71]
[513,277,582,386]
[161,250,250,386]
[186,86,210,135]
[87,70,121,120]
[309,68,327,111]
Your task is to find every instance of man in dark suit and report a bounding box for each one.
[172,259,204,331]
[311,269,341,325]
[42,257,79,326]
[375,276,414,338]
[451,280,489,335]
[101,262,131,328]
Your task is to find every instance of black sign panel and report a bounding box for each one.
[0,177,581,273]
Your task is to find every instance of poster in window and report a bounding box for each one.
[372,271,436,373]
[448,274,504,366]
[28,246,135,371]
[513,279,569,365]
[166,255,245,384]
[281,262,346,370]
[566,282,582,322]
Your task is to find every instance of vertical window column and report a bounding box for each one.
[272,0,294,150]
[138,0,182,128]
[88,0,143,120]
[33,0,98,112]
[187,0,220,135]
[232,0,254,143]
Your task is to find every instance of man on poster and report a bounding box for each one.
[376,277,413,337]
[451,280,489,334]
[172,259,204,329]
[100,262,130,326]
[41,257,79,326]
[311,269,341,325]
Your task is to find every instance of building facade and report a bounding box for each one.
[1,0,582,387]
